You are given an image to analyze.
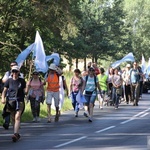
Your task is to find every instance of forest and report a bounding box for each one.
[0,0,150,74]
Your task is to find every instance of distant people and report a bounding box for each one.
[45,64,62,122]
[97,68,108,109]
[138,66,144,99]
[92,63,100,75]
[83,67,102,122]
[122,64,132,104]
[26,71,45,122]
[70,69,83,117]
[107,68,114,99]
[130,62,140,106]
[58,72,68,115]
[2,61,23,130]
[1,66,26,142]
[112,68,122,109]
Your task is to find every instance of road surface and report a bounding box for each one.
[0,94,150,150]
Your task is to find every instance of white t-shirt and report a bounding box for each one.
[112,74,122,86]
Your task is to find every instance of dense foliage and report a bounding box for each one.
[0,0,149,74]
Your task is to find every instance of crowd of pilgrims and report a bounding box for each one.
[1,60,145,142]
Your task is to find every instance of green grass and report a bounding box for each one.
[0,72,73,125]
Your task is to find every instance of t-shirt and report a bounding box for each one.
[97,74,108,91]
[71,77,83,92]
[83,76,98,92]
[27,78,44,98]
[4,78,26,102]
[112,75,122,86]
[130,69,140,83]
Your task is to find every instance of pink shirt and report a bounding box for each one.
[27,79,44,98]
[71,77,83,92]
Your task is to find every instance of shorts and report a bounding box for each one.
[84,91,97,106]
[46,91,59,107]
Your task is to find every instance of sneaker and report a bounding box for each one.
[88,118,92,122]
[83,112,88,118]
[32,118,36,122]
[55,115,59,122]
[75,111,78,117]
[3,123,9,130]
[36,117,41,122]
[12,133,20,142]
[100,106,103,110]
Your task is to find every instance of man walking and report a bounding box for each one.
[130,62,140,106]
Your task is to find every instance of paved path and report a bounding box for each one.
[0,94,150,150]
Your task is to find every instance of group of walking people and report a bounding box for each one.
[0,60,144,142]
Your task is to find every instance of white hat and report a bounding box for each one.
[49,64,56,70]
[126,64,131,68]
[11,65,20,71]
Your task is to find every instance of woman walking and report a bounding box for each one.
[26,71,45,122]
[70,69,83,117]
[83,67,101,122]
[1,66,26,142]
[112,68,123,109]
[97,68,108,109]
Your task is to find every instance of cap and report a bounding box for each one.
[49,63,56,70]
[126,64,131,68]
[11,65,20,71]
[89,67,95,71]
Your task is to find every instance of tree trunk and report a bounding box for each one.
[76,58,78,69]
[84,57,86,71]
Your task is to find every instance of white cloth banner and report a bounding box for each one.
[111,52,135,68]
[34,31,48,73]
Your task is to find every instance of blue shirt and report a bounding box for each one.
[83,76,98,92]
[130,69,140,83]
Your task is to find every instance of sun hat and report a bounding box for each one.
[11,65,20,72]
[49,63,56,70]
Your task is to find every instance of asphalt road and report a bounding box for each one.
[0,93,150,150]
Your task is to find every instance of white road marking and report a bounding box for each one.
[120,118,134,124]
[140,112,149,118]
[95,126,116,133]
[54,136,87,148]
[134,108,150,117]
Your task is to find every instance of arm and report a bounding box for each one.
[63,80,69,96]
[1,87,7,104]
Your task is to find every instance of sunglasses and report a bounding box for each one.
[89,70,95,72]
[12,70,19,73]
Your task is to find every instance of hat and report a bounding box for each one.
[49,64,56,70]
[126,64,131,68]
[11,65,20,71]
[33,70,39,73]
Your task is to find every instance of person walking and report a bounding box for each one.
[70,69,83,117]
[112,68,122,109]
[1,65,26,142]
[58,74,68,115]
[45,64,62,122]
[130,62,141,106]
[97,67,108,109]
[82,67,102,122]
[26,71,45,122]
[122,64,132,104]
[2,61,23,130]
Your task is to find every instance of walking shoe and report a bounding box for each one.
[83,112,88,118]
[32,118,36,122]
[88,118,92,122]
[136,103,138,106]
[12,133,20,142]
[55,115,59,122]
[75,111,78,117]
[36,117,41,122]
[3,123,9,130]
[58,110,61,116]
